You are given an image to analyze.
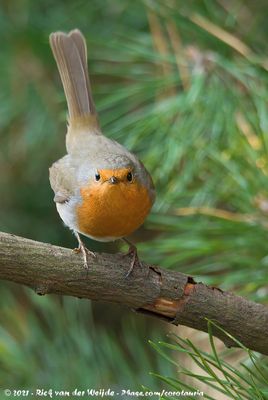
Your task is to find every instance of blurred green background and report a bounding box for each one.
[1,0,268,396]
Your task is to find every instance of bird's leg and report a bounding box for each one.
[122,237,142,277]
[73,231,95,270]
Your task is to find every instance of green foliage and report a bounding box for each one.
[0,284,174,391]
[0,0,268,393]
[150,321,268,399]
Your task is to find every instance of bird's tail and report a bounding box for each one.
[49,29,99,131]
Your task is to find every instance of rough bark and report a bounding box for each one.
[0,231,268,355]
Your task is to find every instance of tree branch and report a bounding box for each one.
[1,231,268,355]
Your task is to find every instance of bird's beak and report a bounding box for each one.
[109,176,118,184]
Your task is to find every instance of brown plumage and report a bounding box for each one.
[49,30,96,122]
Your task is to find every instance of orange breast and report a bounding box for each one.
[76,174,153,240]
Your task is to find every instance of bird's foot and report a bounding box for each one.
[122,239,143,278]
[73,244,96,270]
[73,232,96,270]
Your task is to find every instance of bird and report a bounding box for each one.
[49,29,155,277]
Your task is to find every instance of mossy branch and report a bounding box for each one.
[0,231,268,355]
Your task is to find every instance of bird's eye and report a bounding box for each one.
[95,173,101,181]
[127,172,133,182]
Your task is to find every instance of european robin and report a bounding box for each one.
[49,29,155,276]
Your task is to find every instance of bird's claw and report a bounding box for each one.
[73,239,95,270]
[123,244,143,278]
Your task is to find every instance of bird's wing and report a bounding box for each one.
[49,155,78,203]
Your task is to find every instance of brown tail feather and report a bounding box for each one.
[49,29,98,127]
